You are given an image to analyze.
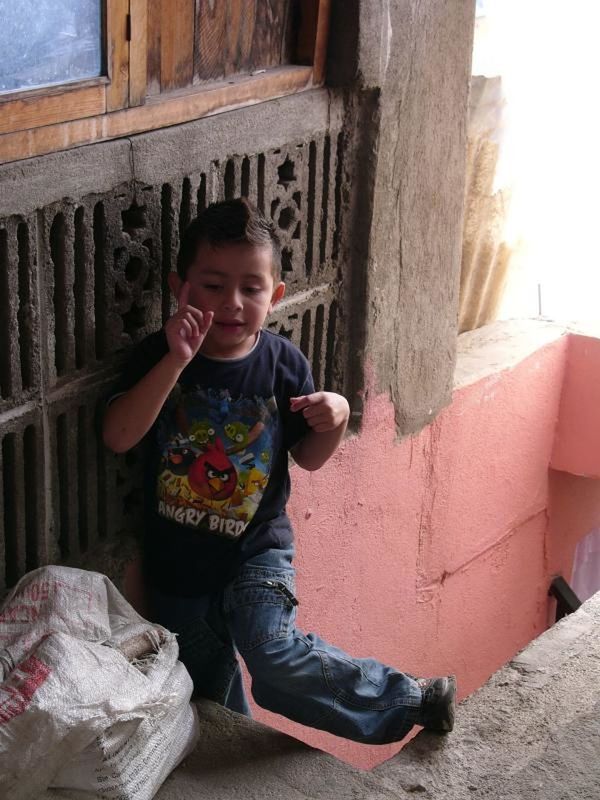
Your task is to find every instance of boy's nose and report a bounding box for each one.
[223,289,243,311]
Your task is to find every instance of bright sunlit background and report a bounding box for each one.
[472,0,600,323]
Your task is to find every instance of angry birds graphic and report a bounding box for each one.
[224,421,251,447]
[157,388,276,536]
[188,419,216,446]
[163,443,197,475]
[240,466,269,498]
[187,438,238,501]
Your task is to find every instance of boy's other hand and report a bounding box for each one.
[164,281,213,367]
[290,392,350,433]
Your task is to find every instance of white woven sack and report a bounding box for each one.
[0,566,199,800]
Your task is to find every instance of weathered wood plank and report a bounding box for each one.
[294,0,319,65]
[0,84,106,136]
[195,0,235,81]
[161,0,195,92]
[129,0,149,106]
[312,0,331,85]
[147,0,162,95]
[251,0,291,70]
[106,0,131,111]
[195,0,293,82]
[0,66,313,163]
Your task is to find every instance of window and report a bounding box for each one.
[0,1,103,93]
[0,0,331,165]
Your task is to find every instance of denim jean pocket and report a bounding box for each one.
[224,573,298,653]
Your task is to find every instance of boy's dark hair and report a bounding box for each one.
[176,198,282,279]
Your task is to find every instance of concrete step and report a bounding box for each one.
[375,590,600,799]
[37,590,600,799]
[154,700,401,800]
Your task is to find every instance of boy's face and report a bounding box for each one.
[169,242,285,359]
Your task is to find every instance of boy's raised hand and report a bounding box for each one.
[164,281,213,367]
[290,392,350,433]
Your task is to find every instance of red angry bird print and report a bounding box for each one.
[188,438,237,500]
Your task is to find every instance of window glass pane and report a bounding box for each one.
[0,0,102,93]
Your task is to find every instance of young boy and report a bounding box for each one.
[104,198,456,743]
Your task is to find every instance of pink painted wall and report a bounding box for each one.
[552,335,600,478]
[244,332,600,768]
[123,329,600,770]
[548,470,600,584]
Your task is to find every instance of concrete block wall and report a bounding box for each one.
[0,91,346,594]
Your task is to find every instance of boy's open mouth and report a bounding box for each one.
[215,321,245,330]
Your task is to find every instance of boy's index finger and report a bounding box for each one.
[177,281,190,310]
[200,310,214,334]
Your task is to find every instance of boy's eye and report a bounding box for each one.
[203,284,222,291]
[243,287,261,294]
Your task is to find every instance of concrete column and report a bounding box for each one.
[356,0,476,435]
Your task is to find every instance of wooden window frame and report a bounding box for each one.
[0,0,331,166]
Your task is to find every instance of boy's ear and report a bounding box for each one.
[168,271,183,299]
[269,281,285,311]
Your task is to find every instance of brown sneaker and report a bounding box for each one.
[416,675,457,733]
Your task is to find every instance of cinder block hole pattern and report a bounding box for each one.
[0,130,346,593]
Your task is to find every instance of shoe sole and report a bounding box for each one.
[437,675,457,733]
[420,674,457,733]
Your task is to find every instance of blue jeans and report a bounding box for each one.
[149,547,422,744]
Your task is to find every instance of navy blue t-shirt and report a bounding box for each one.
[110,329,314,596]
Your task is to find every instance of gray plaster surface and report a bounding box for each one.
[0,138,133,218]
[454,318,570,389]
[364,0,476,434]
[154,702,401,800]
[131,88,343,187]
[454,318,600,390]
